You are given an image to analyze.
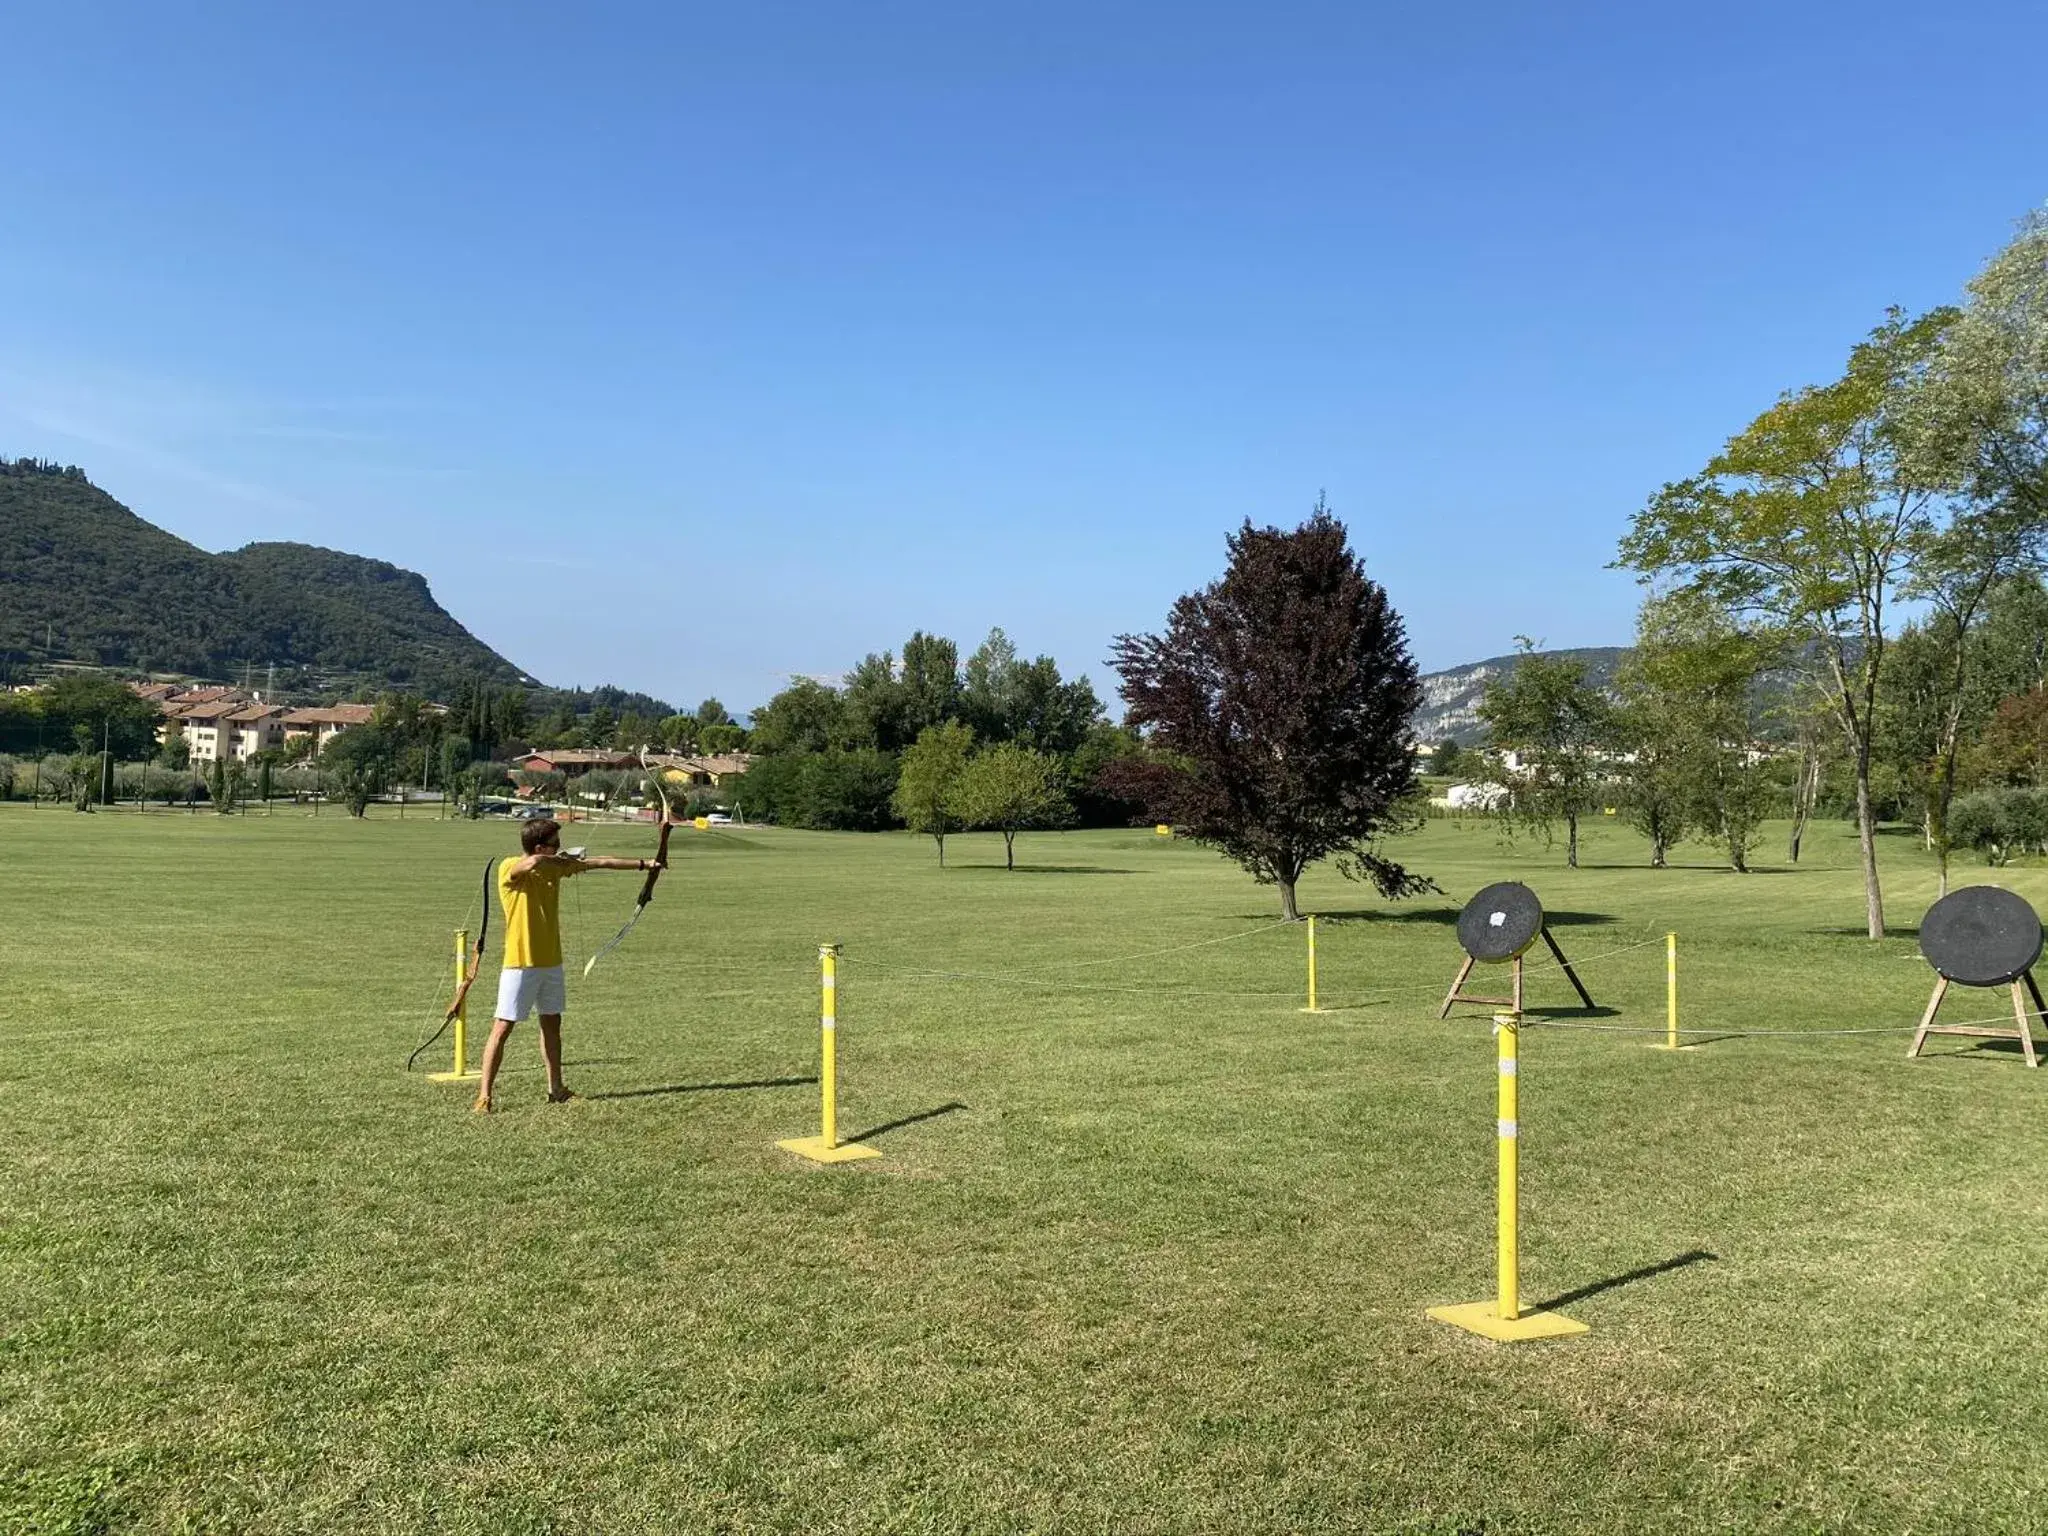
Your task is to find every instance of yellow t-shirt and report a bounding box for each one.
[499,857,570,969]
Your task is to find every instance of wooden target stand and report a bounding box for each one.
[1438,883,1597,1019]
[1438,928,1595,1018]
[1909,971,2044,1069]
[1909,886,2045,1069]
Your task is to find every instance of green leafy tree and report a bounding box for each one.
[842,651,911,752]
[1626,593,1779,872]
[699,722,748,754]
[1618,308,1951,937]
[1902,211,2048,525]
[961,628,1024,742]
[748,677,850,756]
[892,721,976,864]
[696,698,732,729]
[209,756,229,814]
[1111,501,1432,919]
[958,742,1069,870]
[659,713,700,751]
[1477,641,1612,869]
[1431,739,1465,781]
[899,632,961,737]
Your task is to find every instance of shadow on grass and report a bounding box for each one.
[952,865,1136,875]
[848,1101,969,1144]
[1945,1038,2044,1061]
[1569,862,1806,875]
[1312,907,1619,928]
[586,1075,815,1102]
[1521,1004,1622,1019]
[1532,1249,1717,1312]
[1806,925,1922,940]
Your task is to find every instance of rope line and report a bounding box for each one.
[840,916,1297,982]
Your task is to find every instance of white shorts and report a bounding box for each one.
[495,966,566,1022]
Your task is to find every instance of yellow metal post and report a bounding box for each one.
[1667,933,1678,1049]
[428,928,479,1082]
[822,943,838,1147]
[1301,915,1325,1013]
[1497,1009,1519,1320]
[1651,931,1693,1050]
[1426,1010,1587,1341]
[778,943,880,1164]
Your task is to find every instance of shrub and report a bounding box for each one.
[1948,787,2048,865]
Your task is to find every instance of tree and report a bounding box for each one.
[1618,309,1951,937]
[748,677,849,756]
[899,632,961,737]
[1431,738,1465,781]
[842,651,911,751]
[957,742,1069,870]
[1630,593,1778,873]
[1111,501,1432,920]
[1904,211,2048,525]
[892,721,975,864]
[961,629,1024,742]
[1477,641,1612,869]
[696,697,732,729]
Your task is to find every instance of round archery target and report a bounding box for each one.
[1919,885,2044,988]
[1457,881,1544,964]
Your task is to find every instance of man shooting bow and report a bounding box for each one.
[471,815,663,1113]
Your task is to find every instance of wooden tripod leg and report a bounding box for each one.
[2024,968,2047,1021]
[1908,976,1948,1059]
[1541,928,1595,1009]
[1512,956,1523,1014]
[2012,981,2040,1069]
[1439,955,1475,1019]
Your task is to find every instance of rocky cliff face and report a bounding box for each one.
[1413,647,1629,745]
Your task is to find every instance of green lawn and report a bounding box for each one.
[4,806,2046,1533]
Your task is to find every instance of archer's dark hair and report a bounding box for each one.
[520,818,562,853]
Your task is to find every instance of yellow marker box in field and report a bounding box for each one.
[1155,824,1172,836]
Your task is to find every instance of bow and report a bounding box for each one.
[583,747,677,977]
[408,856,496,1071]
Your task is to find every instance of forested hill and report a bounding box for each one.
[0,458,534,697]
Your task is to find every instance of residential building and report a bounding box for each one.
[279,705,378,752]
[225,703,290,760]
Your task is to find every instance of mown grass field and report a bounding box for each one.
[4,804,2046,1534]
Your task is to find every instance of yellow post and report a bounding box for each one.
[821,942,839,1147]
[1667,932,1678,1050]
[1426,1009,1588,1341]
[1497,1009,1519,1321]
[1301,915,1324,1012]
[428,928,480,1081]
[777,943,880,1164]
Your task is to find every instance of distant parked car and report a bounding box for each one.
[513,805,556,821]
[706,812,733,825]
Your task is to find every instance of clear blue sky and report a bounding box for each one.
[4,2,2044,715]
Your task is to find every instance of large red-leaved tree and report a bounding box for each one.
[1110,502,1433,920]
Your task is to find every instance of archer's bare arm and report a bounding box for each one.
[504,853,655,881]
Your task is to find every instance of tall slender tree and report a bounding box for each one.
[1618,309,1951,938]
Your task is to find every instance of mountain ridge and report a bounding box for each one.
[1,457,535,698]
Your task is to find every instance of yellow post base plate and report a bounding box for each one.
[1299,1006,1326,1014]
[776,1135,882,1165]
[426,1068,480,1082]
[1427,1301,1589,1341]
